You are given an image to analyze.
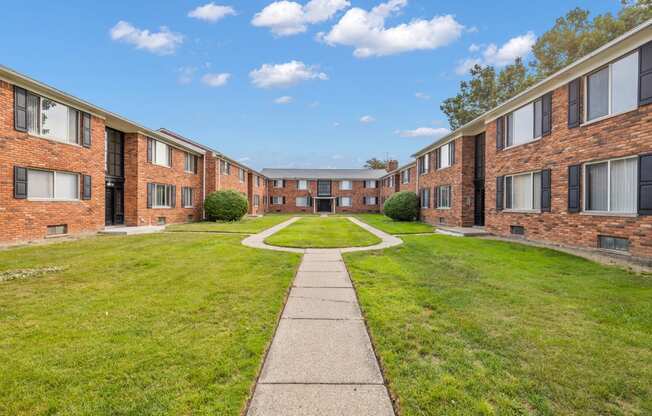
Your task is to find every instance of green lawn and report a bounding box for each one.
[265,216,382,248]
[0,233,300,415]
[344,235,652,415]
[166,214,294,234]
[354,213,434,234]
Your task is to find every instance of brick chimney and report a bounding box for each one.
[386,159,398,172]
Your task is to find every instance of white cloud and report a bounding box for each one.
[238,156,251,162]
[456,32,535,75]
[398,127,450,138]
[201,72,231,87]
[415,92,430,100]
[110,21,183,55]
[333,121,341,127]
[252,0,350,36]
[274,95,294,104]
[320,0,464,58]
[188,3,236,22]
[177,66,197,84]
[360,115,375,124]
[249,60,328,88]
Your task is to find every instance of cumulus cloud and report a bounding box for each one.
[360,115,376,124]
[415,92,430,100]
[110,21,183,55]
[201,72,231,87]
[456,32,535,75]
[252,0,350,36]
[274,95,294,104]
[249,60,328,88]
[320,0,464,58]
[188,3,236,22]
[398,127,450,138]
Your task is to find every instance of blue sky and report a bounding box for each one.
[1,0,618,170]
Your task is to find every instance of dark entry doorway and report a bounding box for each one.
[105,182,124,225]
[317,198,332,213]
[474,133,486,226]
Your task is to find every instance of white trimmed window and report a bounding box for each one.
[273,179,284,188]
[364,180,377,188]
[25,94,81,145]
[154,184,174,208]
[505,99,546,147]
[184,153,196,173]
[340,180,352,190]
[584,157,637,213]
[297,180,308,190]
[271,196,284,205]
[420,188,430,208]
[220,160,231,175]
[153,140,171,167]
[586,52,639,122]
[418,154,429,174]
[182,187,194,208]
[401,169,410,184]
[296,196,308,207]
[436,185,452,209]
[238,168,246,182]
[27,169,79,200]
[254,195,260,207]
[256,176,261,187]
[364,196,377,205]
[505,171,542,211]
[340,196,352,207]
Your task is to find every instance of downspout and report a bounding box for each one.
[217,154,222,191]
[202,152,206,220]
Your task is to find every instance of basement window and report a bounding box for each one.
[47,224,68,236]
[510,225,525,235]
[157,217,166,225]
[598,235,629,252]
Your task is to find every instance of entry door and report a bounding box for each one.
[474,184,485,226]
[105,183,125,226]
[317,199,332,212]
[473,133,486,226]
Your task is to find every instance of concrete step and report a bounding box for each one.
[435,226,491,237]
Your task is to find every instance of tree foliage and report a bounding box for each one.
[204,190,248,222]
[383,191,420,221]
[441,0,652,130]
[364,158,387,169]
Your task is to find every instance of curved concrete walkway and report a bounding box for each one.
[243,217,400,416]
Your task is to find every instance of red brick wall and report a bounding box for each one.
[418,137,476,227]
[0,81,105,244]
[399,166,417,193]
[248,172,265,215]
[220,162,248,195]
[485,81,652,258]
[124,133,203,226]
[266,179,314,213]
[333,180,381,214]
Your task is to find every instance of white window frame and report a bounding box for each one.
[24,92,82,146]
[153,184,173,208]
[238,168,246,182]
[220,160,231,175]
[297,180,308,190]
[273,179,283,188]
[436,185,452,209]
[271,196,283,205]
[295,196,308,207]
[340,196,352,207]
[27,169,80,201]
[504,101,543,150]
[184,153,196,173]
[340,180,352,190]
[365,180,377,189]
[253,195,260,207]
[584,51,639,124]
[401,169,410,184]
[182,187,194,208]
[365,196,377,205]
[152,140,171,167]
[438,143,453,170]
[420,188,430,209]
[582,156,638,215]
[419,154,429,175]
[504,171,541,212]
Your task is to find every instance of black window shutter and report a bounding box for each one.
[568,79,581,128]
[194,156,198,174]
[282,180,285,188]
[82,113,91,148]
[495,117,504,150]
[282,196,286,204]
[568,165,581,213]
[147,138,153,163]
[14,86,27,132]
[82,175,92,200]
[363,181,367,188]
[363,196,367,205]
[450,142,456,165]
[640,41,652,106]
[540,169,551,212]
[147,183,154,208]
[171,185,176,208]
[14,166,28,199]
[168,147,173,168]
[335,197,339,207]
[639,154,652,215]
[495,176,504,211]
[542,93,552,136]
[435,148,440,169]
[505,176,513,209]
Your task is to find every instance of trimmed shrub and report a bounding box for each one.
[204,190,248,222]
[383,191,419,221]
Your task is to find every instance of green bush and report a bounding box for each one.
[383,191,419,221]
[204,190,248,222]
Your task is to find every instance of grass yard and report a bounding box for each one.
[265,216,381,248]
[166,214,294,234]
[344,235,652,415]
[354,213,434,235]
[0,233,301,415]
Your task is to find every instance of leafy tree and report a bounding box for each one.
[204,190,248,222]
[364,158,387,169]
[383,191,420,221]
[441,0,651,130]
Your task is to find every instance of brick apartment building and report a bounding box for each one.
[409,22,652,259]
[379,160,416,209]
[261,169,387,214]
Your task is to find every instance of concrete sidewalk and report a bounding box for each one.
[246,251,395,416]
